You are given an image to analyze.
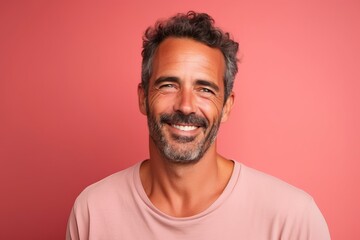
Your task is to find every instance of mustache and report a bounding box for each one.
[160,112,208,128]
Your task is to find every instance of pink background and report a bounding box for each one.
[1,0,359,239]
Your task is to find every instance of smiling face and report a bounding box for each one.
[139,37,234,164]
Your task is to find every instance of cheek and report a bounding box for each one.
[197,97,223,120]
[148,93,175,114]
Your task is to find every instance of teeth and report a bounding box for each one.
[172,124,197,131]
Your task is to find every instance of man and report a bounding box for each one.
[67,11,330,239]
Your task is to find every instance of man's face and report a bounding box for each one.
[139,37,233,164]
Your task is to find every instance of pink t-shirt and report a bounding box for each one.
[67,161,330,239]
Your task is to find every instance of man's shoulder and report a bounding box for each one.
[227,162,330,238]
[73,162,140,207]
[236,162,314,213]
[241,163,310,195]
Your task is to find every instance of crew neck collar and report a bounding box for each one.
[133,160,241,221]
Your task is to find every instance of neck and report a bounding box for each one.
[140,138,234,217]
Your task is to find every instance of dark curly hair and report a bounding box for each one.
[141,11,239,101]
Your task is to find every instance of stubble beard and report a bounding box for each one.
[146,109,222,164]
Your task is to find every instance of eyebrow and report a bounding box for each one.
[154,76,180,86]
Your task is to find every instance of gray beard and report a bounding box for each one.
[147,111,221,164]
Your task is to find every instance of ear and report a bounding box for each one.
[221,91,234,123]
[138,83,147,115]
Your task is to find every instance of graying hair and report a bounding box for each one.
[141,11,239,102]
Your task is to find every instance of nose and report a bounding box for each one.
[173,88,197,115]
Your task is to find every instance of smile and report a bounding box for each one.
[171,124,198,131]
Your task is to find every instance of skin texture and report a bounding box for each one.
[138,37,235,217]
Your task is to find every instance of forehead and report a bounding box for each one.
[151,37,225,83]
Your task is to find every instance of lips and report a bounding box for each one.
[160,113,208,130]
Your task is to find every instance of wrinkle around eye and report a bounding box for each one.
[147,90,163,108]
[197,88,222,103]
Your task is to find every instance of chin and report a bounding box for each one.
[161,143,205,164]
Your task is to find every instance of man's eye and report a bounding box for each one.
[200,88,215,94]
[158,84,177,92]
[159,84,175,88]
